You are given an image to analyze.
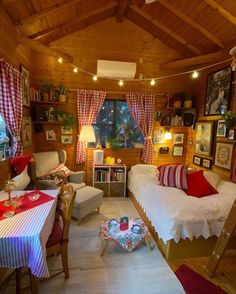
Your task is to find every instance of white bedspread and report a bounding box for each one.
[128,170,236,243]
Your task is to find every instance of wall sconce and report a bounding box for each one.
[164,128,172,140]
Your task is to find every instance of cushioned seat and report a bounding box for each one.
[72,186,103,224]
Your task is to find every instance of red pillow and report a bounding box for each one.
[185,170,218,197]
[158,164,188,190]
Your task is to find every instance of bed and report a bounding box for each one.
[128,164,236,259]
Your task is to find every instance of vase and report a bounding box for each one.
[59,94,66,103]
[183,100,192,108]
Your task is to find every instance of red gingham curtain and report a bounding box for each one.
[230,147,236,182]
[0,59,23,156]
[76,89,106,163]
[126,92,155,163]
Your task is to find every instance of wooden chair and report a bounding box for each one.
[45,184,76,279]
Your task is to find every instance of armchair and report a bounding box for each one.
[28,150,85,191]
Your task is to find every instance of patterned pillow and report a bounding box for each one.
[39,170,67,187]
[47,163,72,177]
[158,164,188,190]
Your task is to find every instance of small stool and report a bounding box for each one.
[72,186,103,225]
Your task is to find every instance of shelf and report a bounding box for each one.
[32,121,60,124]
[31,100,66,105]
[164,107,187,110]
[160,125,189,128]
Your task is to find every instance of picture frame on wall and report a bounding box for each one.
[195,122,214,156]
[193,155,201,166]
[172,145,183,157]
[216,120,227,137]
[20,65,30,106]
[46,130,56,141]
[214,142,234,170]
[228,129,235,140]
[202,158,212,169]
[173,133,184,144]
[61,126,73,135]
[204,66,232,116]
[153,130,163,144]
[61,135,73,144]
[22,116,32,148]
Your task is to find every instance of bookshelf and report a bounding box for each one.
[93,163,127,197]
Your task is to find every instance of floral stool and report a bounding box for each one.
[99,218,152,255]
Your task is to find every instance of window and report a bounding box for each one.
[0,115,10,150]
[90,100,143,148]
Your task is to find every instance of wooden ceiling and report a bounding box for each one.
[1,0,236,69]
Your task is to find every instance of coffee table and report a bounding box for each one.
[99,218,152,255]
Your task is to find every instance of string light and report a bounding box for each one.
[119,80,124,86]
[58,57,63,63]
[150,79,156,86]
[65,57,232,84]
[192,70,199,79]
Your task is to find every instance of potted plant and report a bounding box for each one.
[59,84,68,103]
[110,138,119,151]
[222,111,236,129]
[52,109,76,131]
[39,80,54,102]
[183,93,193,108]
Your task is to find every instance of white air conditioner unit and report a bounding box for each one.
[97,60,136,79]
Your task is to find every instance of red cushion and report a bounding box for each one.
[10,155,32,173]
[46,219,63,248]
[158,164,188,190]
[185,170,218,197]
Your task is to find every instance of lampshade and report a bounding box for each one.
[164,130,172,140]
[79,125,96,142]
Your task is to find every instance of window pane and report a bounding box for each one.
[116,102,143,148]
[0,115,7,141]
[88,125,114,148]
[94,100,114,124]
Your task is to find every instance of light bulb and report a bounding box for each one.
[73,67,78,73]
[192,70,199,79]
[119,80,124,86]
[164,131,172,140]
[58,57,63,63]
[93,75,98,81]
[150,79,156,86]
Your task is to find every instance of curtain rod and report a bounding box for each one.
[69,88,167,96]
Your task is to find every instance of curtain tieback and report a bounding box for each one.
[14,135,21,142]
[144,136,152,140]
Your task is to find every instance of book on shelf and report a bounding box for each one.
[95,169,109,182]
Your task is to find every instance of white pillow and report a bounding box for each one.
[216,180,236,197]
[203,171,221,189]
[12,166,30,190]
[131,164,157,175]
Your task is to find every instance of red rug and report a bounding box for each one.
[175,264,227,294]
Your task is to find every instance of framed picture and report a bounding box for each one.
[204,66,232,116]
[193,155,201,166]
[216,120,227,137]
[46,130,56,141]
[153,130,163,144]
[173,133,184,144]
[61,135,73,144]
[22,116,32,147]
[195,122,214,156]
[61,126,73,135]
[172,145,183,157]
[20,65,30,106]
[228,129,235,140]
[214,142,234,170]
[202,158,212,169]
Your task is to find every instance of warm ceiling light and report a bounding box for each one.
[58,57,63,63]
[119,80,124,86]
[93,75,98,81]
[192,70,199,79]
[150,79,156,86]
[73,67,78,73]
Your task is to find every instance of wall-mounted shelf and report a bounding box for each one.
[32,121,60,124]
[31,100,66,105]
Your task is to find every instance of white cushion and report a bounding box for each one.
[216,180,236,197]
[12,166,30,190]
[203,171,221,189]
[131,164,157,175]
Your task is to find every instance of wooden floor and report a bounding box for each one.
[2,197,184,294]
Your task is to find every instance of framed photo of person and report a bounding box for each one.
[216,120,227,137]
[172,145,183,157]
[20,65,30,106]
[193,155,201,166]
[195,122,214,156]
[173,133,184,144]
[228,129,235,140]
[214,142,234,170]
[204,66,232,116]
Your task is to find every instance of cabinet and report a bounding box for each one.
[93,164,127,197]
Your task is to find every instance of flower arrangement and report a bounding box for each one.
[222,111,236,129]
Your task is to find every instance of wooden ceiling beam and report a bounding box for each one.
[129,5,202,55]
[15,0,83,30]
[15,33,73,63]
[158,0,224,49]
[204,0,236,27]
[161,51,223,70]
[117,0,129,22]
[29,2,117,41]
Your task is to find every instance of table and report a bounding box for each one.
[99,218,152,255]
[0,190,58,292]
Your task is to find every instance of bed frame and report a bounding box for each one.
[128,190,219,260]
